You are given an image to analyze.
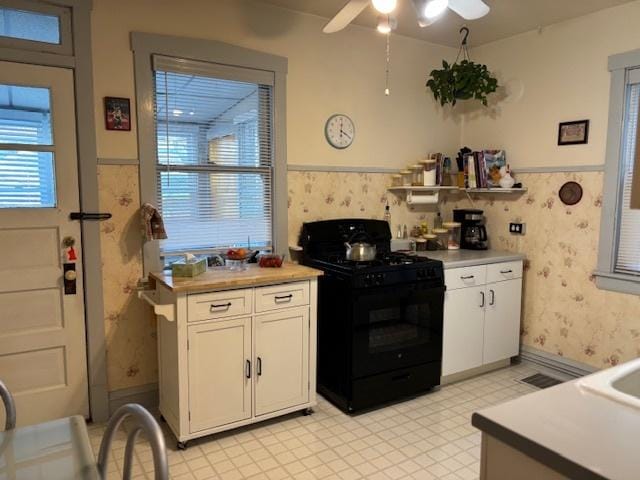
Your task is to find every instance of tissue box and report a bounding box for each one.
[171,258,207,277]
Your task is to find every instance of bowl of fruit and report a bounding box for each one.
[225,248,249,271]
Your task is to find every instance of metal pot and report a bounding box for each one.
[344,241,377,262]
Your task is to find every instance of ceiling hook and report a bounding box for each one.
[459,26,470,46]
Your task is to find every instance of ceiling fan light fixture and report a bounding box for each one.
[376,16,391,34]
[372,0,397,14]
[424,0,448,19]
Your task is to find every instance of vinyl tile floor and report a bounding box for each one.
[88,363,539,480]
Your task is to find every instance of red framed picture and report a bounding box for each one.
[104,97,131,131]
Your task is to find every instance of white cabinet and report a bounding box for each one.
[151,277,318,447]
[443,261,523,378]
[483,279,522,364]
[188,317,252,432]
[442,286,485,376]
[255,307,309,416]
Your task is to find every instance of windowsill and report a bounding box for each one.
[593,270,640,295]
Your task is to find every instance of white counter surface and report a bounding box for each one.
[472,376,639,480]
[412,249,525,269]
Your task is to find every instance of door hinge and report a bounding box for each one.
[187,339,190,350]
[188,411,191,420]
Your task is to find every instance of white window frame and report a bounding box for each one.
[595,48,640,294]
[132,32,288,274]
[0,0,72,56]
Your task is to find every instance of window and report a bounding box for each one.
[596,52,640,294]
[0,6,60,44]
[0,83,55,208]
[153,57,273,256]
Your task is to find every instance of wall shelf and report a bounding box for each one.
[463,187,528,194]
[387,186,459,192]
[388,186,528,195]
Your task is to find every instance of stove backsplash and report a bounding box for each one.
[288,170,436,246]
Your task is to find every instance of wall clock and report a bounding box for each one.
[325,114,355,149]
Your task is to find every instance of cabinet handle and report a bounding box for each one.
[210,302,231,311]
[461,275,475,280]
[500,269,513,274]
[490,289,495,306]
[257,357,262,376]
[245,360,251,379]
[274,294,293,303]
[480,291,485,308]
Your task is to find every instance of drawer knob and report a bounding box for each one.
[500,269,513,274]
[210,302,232,311]
[274,294,293,303]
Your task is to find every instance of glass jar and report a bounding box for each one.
[391,174,403,187]
[410,164,423,186]
[400,170,412,186]
[443,221,461,250]
[415,237,427,251]
[432,228,449,250]
[420,159,437,186]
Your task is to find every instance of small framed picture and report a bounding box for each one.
[104,97,131,131]
[558,120,589,145]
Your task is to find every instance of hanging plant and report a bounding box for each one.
[426,27,498,107]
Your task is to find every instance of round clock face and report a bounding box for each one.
[325,114,355,149]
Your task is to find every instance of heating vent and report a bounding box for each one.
[520,373,563,389]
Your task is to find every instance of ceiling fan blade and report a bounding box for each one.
[323,0,370,33]
[448,0,490,20]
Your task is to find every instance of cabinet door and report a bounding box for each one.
[188,318,252,432]
[483,279,522,364]
[255,307,309,416]
[442,286,485,376]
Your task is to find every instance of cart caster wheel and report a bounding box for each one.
[159,415,166,423]
[177,441,188,450]
[302,408,314,416]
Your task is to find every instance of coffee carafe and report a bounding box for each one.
[453,209,489,250]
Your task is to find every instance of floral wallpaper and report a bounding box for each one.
[287,171,437,246]
[442,171,640,370]
[98,165,157,391]
[98,166,640,393]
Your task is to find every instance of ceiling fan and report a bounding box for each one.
[323,0,490,34]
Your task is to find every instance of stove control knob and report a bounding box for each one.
[375,273,385,285]
[417,269,426,278]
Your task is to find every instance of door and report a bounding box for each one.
[255,307,309,416]
[188,318,252,432]
[483,280,522,364]
[351,281,444,378]
[442,286,485,376]
[0,61,88,425]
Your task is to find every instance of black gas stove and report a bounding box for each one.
[299,219,444,413]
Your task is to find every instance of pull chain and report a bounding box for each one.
[385,33,391,96]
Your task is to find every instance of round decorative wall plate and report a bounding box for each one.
[559,181,583,206]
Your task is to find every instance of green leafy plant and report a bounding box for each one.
[427,59,499,107]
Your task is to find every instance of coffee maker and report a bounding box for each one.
[453,209,488,250]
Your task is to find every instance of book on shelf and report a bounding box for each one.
[483,150,506,188]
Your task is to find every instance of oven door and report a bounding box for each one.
[351,281,444,378]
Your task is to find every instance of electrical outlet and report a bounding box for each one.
[509,222,526,235]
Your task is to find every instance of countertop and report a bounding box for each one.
[150,262,323,293]
[0,415,99,479]
[472,376,640,480]
[413,249,525,269]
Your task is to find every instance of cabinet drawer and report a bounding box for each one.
[487,261,523,284]
[445,265,487,290]
[188,289,252,322]
[255,281,309,313]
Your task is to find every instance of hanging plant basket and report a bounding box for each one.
[426,28,498,107]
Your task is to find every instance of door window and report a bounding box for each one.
[0,83,55,208]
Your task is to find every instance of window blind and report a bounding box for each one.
[615,79,640,274]
[153,56,274,255]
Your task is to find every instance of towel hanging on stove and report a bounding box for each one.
[141,203,168,241]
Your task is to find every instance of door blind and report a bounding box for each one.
[616,80,640,274]
[153,57,274,255]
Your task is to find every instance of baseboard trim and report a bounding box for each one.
[108,382,159,415]
[519,346,596,380]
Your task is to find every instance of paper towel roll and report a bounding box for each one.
[407,191,439,205]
